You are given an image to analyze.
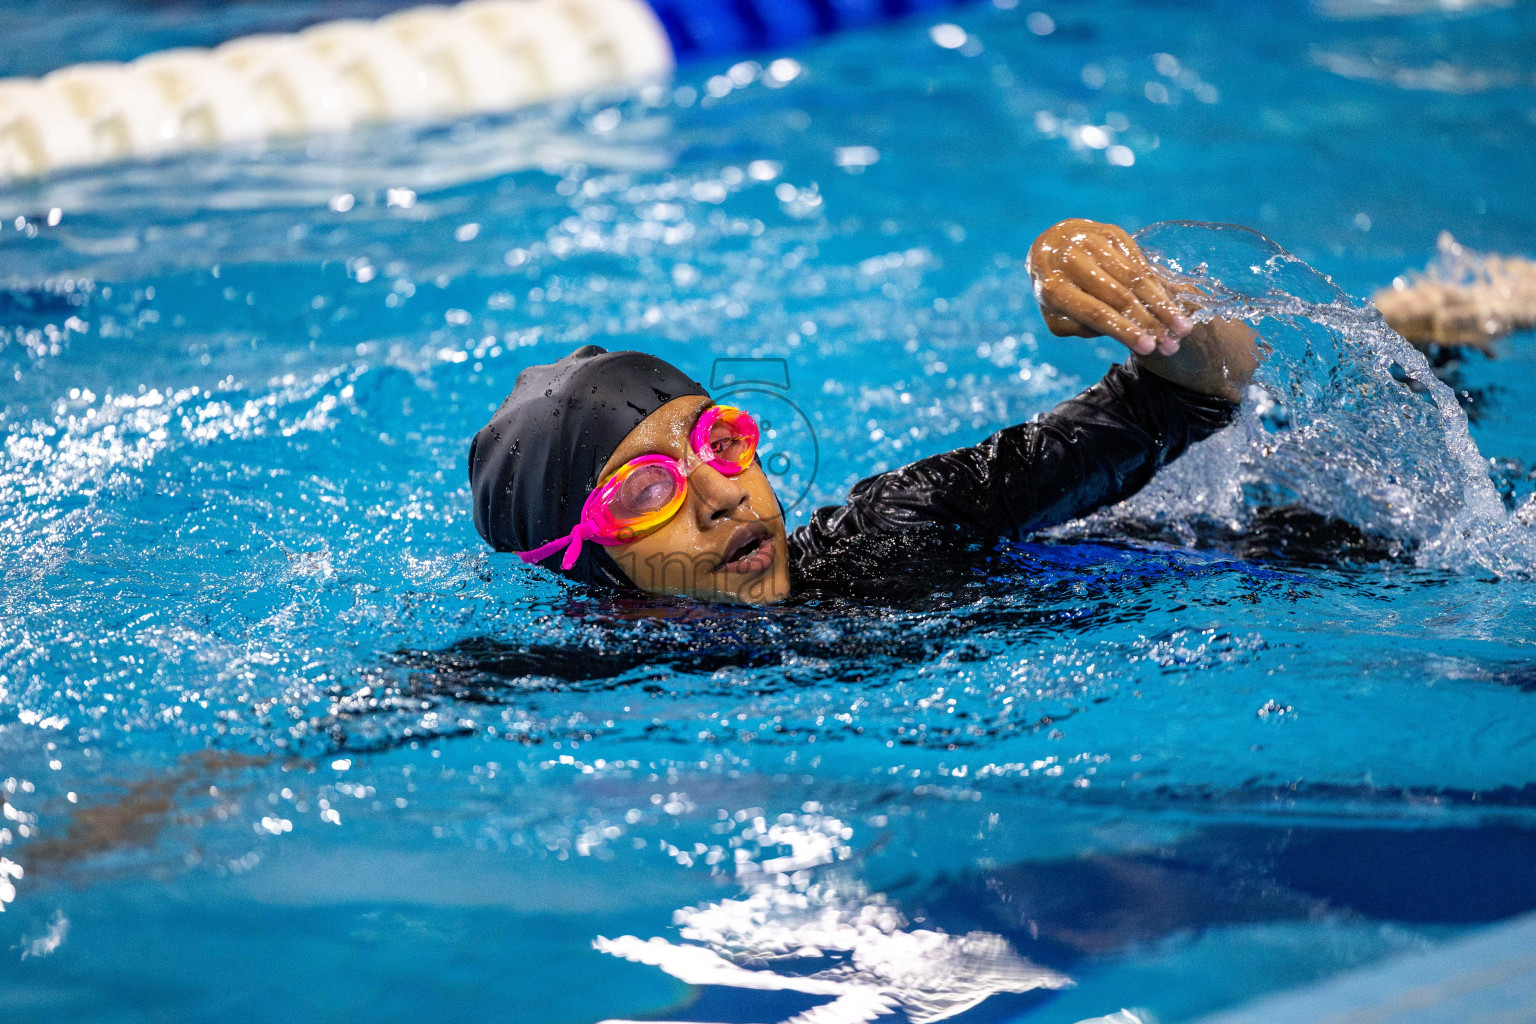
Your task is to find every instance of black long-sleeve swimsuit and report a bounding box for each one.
[785,361,1239,600]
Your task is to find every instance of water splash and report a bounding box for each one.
[594,814,1069,1024]
[1063,221,1536,578]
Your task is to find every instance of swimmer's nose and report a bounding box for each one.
[690,466,750,527]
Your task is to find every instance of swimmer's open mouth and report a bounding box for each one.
[717,522,774,575]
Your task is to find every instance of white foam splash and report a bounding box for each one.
[19,909,68,957]
[1072,1011,1154,1024]
[594,815,1070,1024]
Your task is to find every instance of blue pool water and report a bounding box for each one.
[3,2,1536,1022]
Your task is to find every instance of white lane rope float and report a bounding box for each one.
[0,0,674,179]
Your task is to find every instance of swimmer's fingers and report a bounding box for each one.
[1098,252,1194,346]
[1101,226,1158,272]
[1041,281,1159,354]
[1092,232,1178,302]
[1042,308,1094,339]
[1065,253,1167,338]
[1101,234,1198,333]
[1029,219,1194,353]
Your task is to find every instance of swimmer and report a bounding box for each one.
[469,218,1259,605]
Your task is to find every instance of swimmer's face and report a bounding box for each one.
[600,395,791,605]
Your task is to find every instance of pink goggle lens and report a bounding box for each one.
[609,458,686,523]
[691,405,759,475]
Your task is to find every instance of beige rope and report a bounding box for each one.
[0,0,672,179]
[1375,232,1536,350]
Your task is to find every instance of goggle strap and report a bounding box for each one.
[515,519,598,570]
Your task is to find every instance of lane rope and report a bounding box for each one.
[0,0,675,178]
[1375,232,1536,350]
[0,0,976,178]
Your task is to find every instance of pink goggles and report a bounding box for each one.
[515,404,761,570]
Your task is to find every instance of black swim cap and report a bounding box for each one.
[468,344,709,589]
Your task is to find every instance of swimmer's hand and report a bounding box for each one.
[1027,218,1192,356]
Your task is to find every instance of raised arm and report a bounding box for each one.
[789,361,1238,561]
[789,217,1252,570]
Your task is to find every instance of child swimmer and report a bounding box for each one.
[469,218,1259,605]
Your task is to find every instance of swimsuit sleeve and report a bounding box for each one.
[787,361,1239,563]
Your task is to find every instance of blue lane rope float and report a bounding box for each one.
[0,0,979,178]
[649,0,964,57]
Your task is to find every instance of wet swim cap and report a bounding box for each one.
[468,344,708,589]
